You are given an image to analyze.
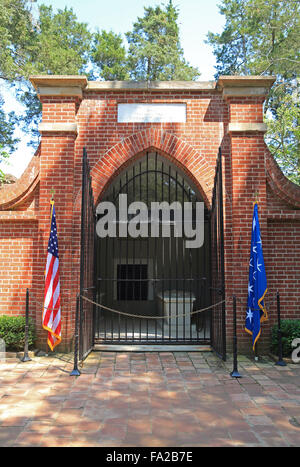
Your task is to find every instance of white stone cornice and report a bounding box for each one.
[29,75,87,100]
[86,80,216,92]
[36,86,83,99]
[217,75,276,89]
[30,75,88,89]
[223,87,270,97]
[217,75,276,99]
[228,122,268,133]
[38,122,78,134]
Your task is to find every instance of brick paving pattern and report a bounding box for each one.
[0,351,299,447]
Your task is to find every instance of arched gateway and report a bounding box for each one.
[77,146,225,359]
[95,150,211,344]
[0,76,299,357]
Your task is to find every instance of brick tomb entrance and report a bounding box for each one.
[0,76,299,353]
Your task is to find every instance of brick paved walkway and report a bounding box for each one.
[0,351,299,447]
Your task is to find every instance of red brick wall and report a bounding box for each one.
[75,90,227,181]
[0,221,38,318]
[41,97,77,123]
[266,220,300,320]
[229,97,264,123]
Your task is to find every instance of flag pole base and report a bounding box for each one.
[275,360,287,367]
[230,370,242,378]
[20,356,32,362]
[69,368,81,376]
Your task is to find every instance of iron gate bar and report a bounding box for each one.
[161,159,165,342]
[155,155,159,336]
[219,148,226,359]
[146,152,149,341]
[79,147,87,360]
[210,147,226,360]
[175,167,178,341]
[78,148,96,360]
[139,160,142,341]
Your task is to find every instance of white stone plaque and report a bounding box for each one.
[118,103,186,123]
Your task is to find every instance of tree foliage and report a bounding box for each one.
[0,1,92,81]
[17,4,92,144]
[265,91,300,184]
[91,30,130,80]
[207,0,299,78]
[0,0,34,171]
[0,97,19,182]
[0,1,92,147]
[126,1,199,80]
[0,97,18,152]
[207,0,300,184]
[91,1,199,81]
[31,5,92,76]
[0,0,36,82]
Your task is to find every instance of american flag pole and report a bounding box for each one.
[42,199,62,351]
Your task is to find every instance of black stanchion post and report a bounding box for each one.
[70,294,81,376]
[275,291,286,367]
[230,295,242,378]
[254,342,259,362]
[21,288,32,362]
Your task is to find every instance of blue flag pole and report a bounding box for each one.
[245,202,268,353]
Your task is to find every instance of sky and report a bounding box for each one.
[1,0,225,178]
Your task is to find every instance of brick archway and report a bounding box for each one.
[71,132,216,350]
[89,129,215,209]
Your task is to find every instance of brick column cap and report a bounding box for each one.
[217,75,275,97]
[29,75,88,99]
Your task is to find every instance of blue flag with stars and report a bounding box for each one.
[245,202,268,351]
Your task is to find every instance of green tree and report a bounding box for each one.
[0,97,19,182]
[91,30,130,80]
[126,0,199,81]
[207,0,300,184]
[31,4,91,76]
[0,1,92,148]
[0,2,92,81]
[18,4,92,145]
[265,90,300,184]
[0,0,36,82]
[0,0,33,175]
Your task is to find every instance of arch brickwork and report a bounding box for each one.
[84,129,214,209]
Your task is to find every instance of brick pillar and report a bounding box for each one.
[30,76,87,351]
[218,76,275,353]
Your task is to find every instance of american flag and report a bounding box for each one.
[43,201,61,350]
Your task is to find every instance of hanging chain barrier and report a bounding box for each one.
[24,288,278,316]
[20,287,285,374]
[80,293,278,320]
[80,293,228,320]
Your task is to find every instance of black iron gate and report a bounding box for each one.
[211,148,226,360]
[79,148,96,360]
[94,151,211,345]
